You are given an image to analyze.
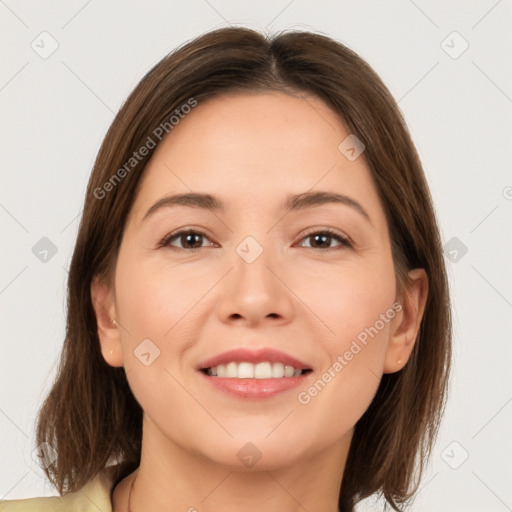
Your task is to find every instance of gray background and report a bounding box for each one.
[1,1,511,510]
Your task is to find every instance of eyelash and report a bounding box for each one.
[158,228,352,251]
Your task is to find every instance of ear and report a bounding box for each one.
[384,268,428,373]
[91,274,124,367]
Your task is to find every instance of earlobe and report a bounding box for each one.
[90,275,124,368]
[383,268,428,374]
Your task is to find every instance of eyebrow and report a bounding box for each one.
[142,191,371,224]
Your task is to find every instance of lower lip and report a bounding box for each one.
[199,372,308,399]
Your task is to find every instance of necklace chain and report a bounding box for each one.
[127,474,136,512]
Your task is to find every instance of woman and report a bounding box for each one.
[1,26,451,512]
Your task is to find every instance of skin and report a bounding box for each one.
[91,91,428,512]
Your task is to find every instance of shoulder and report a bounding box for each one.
[0,467,116,512]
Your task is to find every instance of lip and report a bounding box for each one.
[196,347,312,399]
[199,372,309,399]
[196,347,311,371]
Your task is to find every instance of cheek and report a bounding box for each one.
[113,254,200,430]
[292,257,396,429]
[114,251,206,340]
[299,254,396,354]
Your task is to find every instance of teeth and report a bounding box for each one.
[226,362,238,378]
[254,362,272,379]
[271,362,284,378]
[238,362,254,379]
[207,361,305,379]
[284,365,294,377]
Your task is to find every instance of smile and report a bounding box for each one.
[203,361,309,378]
[197,347,313,398]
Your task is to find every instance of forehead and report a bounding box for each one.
[128,92,385,225]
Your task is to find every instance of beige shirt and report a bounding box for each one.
[0,469,115,512]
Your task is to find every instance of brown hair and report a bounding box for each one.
[35,26,451,511]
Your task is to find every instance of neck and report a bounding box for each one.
[119,415,350,512]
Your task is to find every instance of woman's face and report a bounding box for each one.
[95,91,421,470]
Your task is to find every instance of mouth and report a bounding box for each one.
[197,347,313,399]
[201,362,312,379]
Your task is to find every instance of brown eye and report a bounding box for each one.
[160,230,214,250]
[298,230,351,250]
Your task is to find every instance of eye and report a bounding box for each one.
[297,229,352,250]
[158,228,352,251]
[159,229,215,250]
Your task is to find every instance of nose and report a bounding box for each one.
[216,240,295,328]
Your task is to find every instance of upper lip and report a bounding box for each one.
[197,347,311,371]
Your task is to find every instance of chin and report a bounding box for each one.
[202,440,307,472]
